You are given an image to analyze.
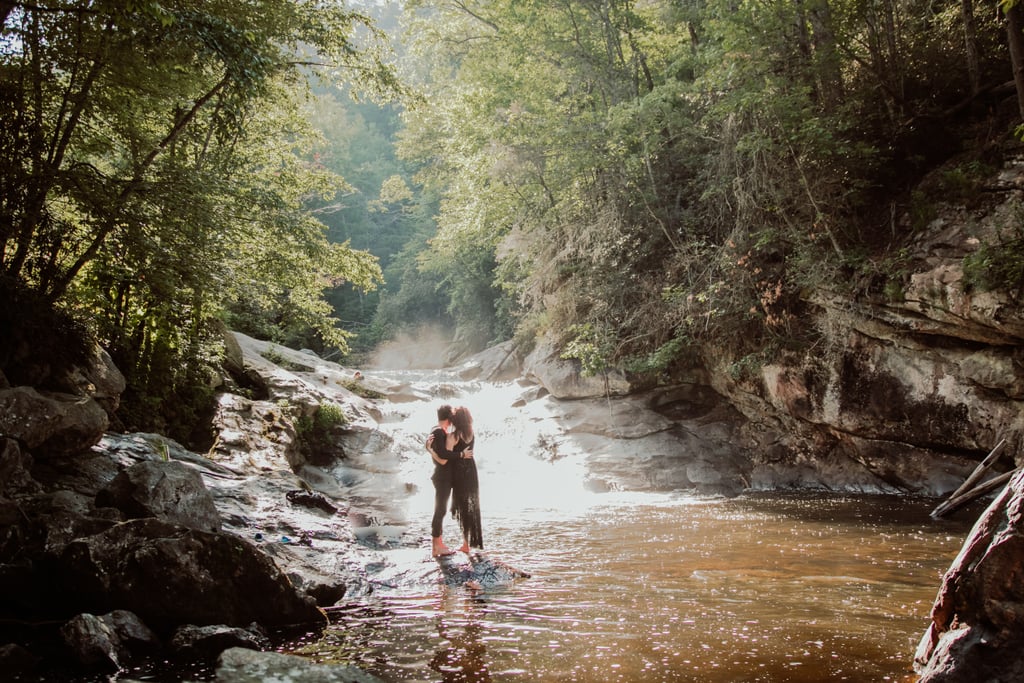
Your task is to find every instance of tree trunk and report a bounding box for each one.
[1006,3,1024,121]
[961,0,980,96]
[882,0,903,109]
[687,22,700,55]
[808,0,843,110]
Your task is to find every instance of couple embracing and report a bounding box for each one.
[426,404,483,557]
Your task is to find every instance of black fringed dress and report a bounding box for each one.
[451,437,483,549]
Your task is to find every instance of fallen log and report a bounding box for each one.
[931,439,1007,519]
[931,467,1021,519]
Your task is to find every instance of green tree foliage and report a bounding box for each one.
[398,0,1014,377]
[0,0,396,442]
[301,86,443,357]
[368,191,454,350]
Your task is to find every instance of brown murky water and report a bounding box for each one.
[292,492,974,683]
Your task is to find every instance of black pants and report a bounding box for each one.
[431,464,453,538]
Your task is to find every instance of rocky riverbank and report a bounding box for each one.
[0,335,531,680]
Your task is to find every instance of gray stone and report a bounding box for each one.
[96,460,221,532]
[434,551,531,587]
[511,384,548,407]
[0,386,108,457]
[215,647,385,682]
[64,345,126,417]
[0,643,37,678]
[61,613,119,671]
[170,623,269,661]
[523,336,631,399]
[104,609,161,652]
[0,437,39,496]
[59,610,159,672]
[60,517,327,631]
[455,340,521,381]
[217,319,246,377]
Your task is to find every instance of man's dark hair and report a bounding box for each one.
[437,404,454,421]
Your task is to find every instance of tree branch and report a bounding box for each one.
[48,72,234,300]
[450,0,500,33]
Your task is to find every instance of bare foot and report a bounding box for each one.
[457,544,471,554]
[433,545,454,557]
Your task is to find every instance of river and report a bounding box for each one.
[287,370,977,683]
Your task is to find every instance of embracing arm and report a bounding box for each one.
[426,427,452,465]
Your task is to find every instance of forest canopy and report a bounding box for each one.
[394,0,1022,377]
[2,0,1023,442]
[0,0,399,439]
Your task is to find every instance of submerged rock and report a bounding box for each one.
[169,623,269,662]
[434,552,531,588]
[214,647,384,683]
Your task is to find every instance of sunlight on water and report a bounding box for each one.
[373,372,614,522]
[295,370,977,683]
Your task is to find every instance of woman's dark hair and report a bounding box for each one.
[452,406,473,443]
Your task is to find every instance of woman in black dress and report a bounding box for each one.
[450,406,483,553]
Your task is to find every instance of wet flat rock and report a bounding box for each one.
[434,552,530,587]
[214,647,383,683]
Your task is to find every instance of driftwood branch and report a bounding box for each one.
[931,439,1012,519]
[931,469,1020,520]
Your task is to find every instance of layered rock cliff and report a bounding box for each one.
[514,151,1024,496]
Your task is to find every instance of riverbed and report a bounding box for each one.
[285,372,976,682]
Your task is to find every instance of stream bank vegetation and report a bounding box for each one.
[4,1,1024,445]
[393,0,1024,382]
[0,0,400,444]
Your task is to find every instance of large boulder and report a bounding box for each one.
[0,386,108,457]
[0,341,124,456]
[0,437,40,496]
[0,643,37,679]
[914,469,1024,681]
[60,610,160,672]
[452,340,521,381]
[63,345,126,417]
[523,336,630,400]
[59,518,326,631]
[211,392,304,471]
[90,432,371,609]
[96,460,222,532]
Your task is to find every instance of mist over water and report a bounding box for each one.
[295,367,975,682]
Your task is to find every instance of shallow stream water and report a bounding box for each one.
[287,371,977,683]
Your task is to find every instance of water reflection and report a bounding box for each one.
[293,493,974,683]
[429,593,492,683]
